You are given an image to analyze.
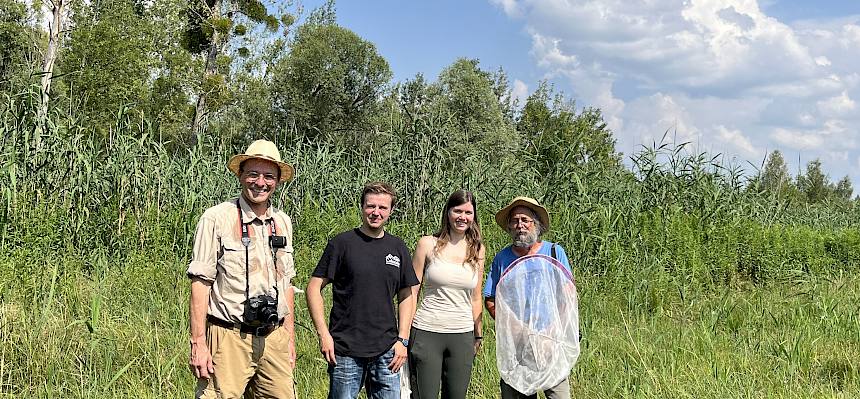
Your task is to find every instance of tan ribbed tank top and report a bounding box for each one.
[411,252,478,333]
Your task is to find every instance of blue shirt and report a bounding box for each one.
[482,241,571,298]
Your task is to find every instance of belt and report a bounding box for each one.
[207,315,282,337]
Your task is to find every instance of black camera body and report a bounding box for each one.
[269,235,287,249]
[244,294,279,326]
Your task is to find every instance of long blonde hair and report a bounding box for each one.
[433,190,483,268]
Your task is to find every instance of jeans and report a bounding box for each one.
[328,348,400,399]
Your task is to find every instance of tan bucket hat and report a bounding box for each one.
[227,140,294,182]
[495,196,550,231]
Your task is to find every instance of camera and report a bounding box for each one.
[269,235,287,249]
[244,294,279,326]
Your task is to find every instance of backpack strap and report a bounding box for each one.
[549,241,580,341]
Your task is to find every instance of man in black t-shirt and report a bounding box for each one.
[307,182,419,399]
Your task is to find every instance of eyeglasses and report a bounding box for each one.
[508,217,535,227]
[244,171,277,183]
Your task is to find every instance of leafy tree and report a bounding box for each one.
[207,39,286,145]
[518,81,620,174]
[148,71,195,140]
[144,0,199,141]
[434,58,519,161]
[183,0,284,143]
[60,0,159,130]
[270,22,391,145]
[834,175,853,201]
[754,150,800,199]
[797,159,833,203]
[395,73,432,127]
[759,151,790,191]
[491,67,516,124]
[305,0,336,26]
[0,0,34,93]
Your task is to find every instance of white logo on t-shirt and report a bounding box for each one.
[385,254,401,268]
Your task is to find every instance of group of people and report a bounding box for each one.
[187,140,576,399]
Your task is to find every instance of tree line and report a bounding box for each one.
[0,0,854,204]
[751,150,854,204]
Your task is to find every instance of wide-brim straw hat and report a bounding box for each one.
[227,140,294,182]
[495,196,550,231]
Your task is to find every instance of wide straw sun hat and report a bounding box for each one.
[495,196,550,231]
[227,140,294,182]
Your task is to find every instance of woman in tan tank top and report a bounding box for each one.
[408,190,486,399]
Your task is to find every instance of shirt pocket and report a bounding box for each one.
[220,239,251,276]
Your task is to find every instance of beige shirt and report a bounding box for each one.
[187,196,296,323]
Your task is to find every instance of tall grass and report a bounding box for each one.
[1,92,858,397]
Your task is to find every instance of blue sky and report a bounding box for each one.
[305,0,860,190]
[312,1,536,84]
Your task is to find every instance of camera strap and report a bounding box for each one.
[238,200,251,309]
[236,199,279,313]
[266,217,278,306]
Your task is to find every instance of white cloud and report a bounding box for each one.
[716,126,760,158]
[511,79,529,105]
[520,0,824,92]
[827,151,849,162]
[530,31,627,131]
[817,92,856,118]
[770,128,825,150]
[844,24,860,46]
[531,32,579,69]
[623,92,699,152]
[490,0,522,17]
[748,75,843,98]
[591,83,626,132]
[493,0,860,185]
[799,113,816,126]
[822,119,849,136]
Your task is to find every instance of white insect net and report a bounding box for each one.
[495,254,580,395]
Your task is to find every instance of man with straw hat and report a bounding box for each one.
[187,139,298,399]
[483,196,574,399]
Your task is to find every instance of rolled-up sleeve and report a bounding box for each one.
[187,215,218,282]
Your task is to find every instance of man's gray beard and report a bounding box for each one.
[512,231,538,248]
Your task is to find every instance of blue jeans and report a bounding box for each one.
[327,348,400,399]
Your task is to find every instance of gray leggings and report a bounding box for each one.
[408,328,474,399]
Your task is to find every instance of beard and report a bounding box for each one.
[511,229,539,248]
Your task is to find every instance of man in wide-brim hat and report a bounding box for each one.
[226,139,294,183]
[483,196,575,399]
[187,139,298,399]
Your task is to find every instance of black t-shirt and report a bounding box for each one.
[312,228,419,357]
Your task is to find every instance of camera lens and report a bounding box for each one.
[245,295,278,325]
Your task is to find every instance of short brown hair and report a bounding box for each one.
[360,181,397,208]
